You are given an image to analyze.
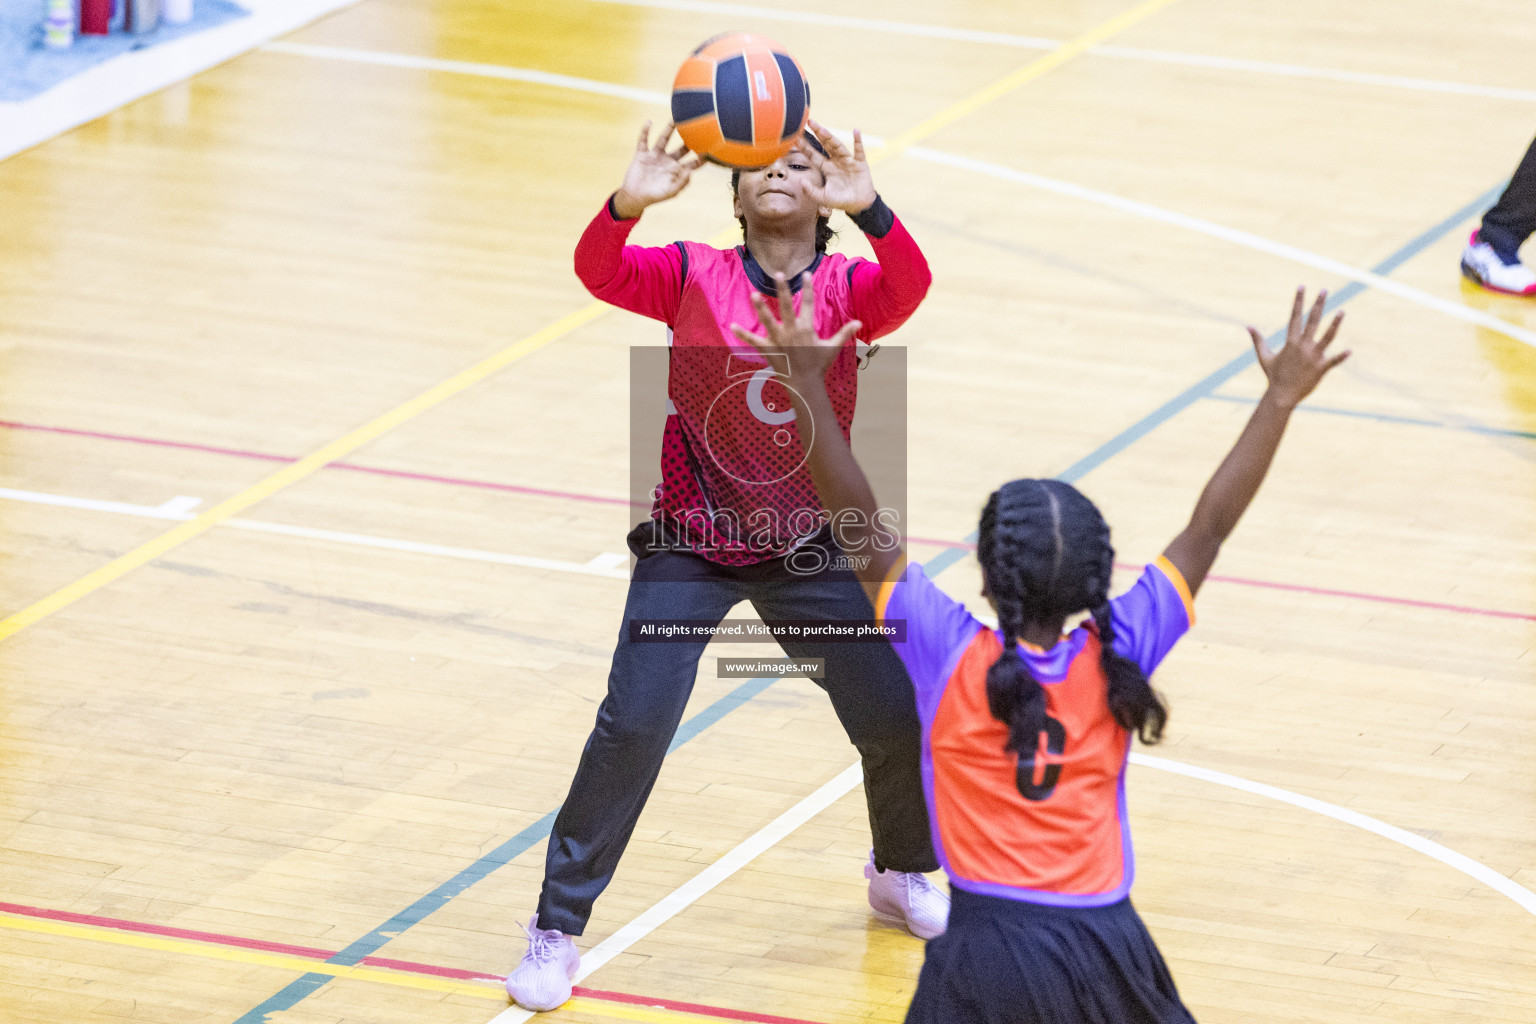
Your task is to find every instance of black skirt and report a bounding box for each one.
[904,887,1197,1024]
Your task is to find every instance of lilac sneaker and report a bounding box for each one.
[505,914,580,1012]
[865,853,949,940]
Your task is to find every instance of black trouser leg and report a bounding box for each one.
[1481,135,1536,262]
[535,552,743,936]
[751,568,939,874]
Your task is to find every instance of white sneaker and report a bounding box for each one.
[1461,230,1536,295]
[506,915,580,1012]
[864,853,949,940]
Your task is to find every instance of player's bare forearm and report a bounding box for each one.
[1163,394,1291,594]
[784,377,901,607]
[1163,288,1350,596]
[730,272,903,606]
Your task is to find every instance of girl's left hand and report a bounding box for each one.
[804,119,877,214]
[730,272,862,382]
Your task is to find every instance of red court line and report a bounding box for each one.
[0,901,828,1024]
[5,418,1530,624]
[1111,561,1535,622]
[571,986,828,1024]
[0,418,638,508]
[0,420,294,463]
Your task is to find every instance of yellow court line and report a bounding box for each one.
[0,912,755,1024]
[0,301,606,642]
[0,910,501,998]
[871,0,1186,160]
[0,0,1184,643]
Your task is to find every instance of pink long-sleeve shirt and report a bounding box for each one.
[575,196,932,565]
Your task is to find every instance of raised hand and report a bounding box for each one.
[612,121,705,219]
[730,271,861,382]
[1249,287,1350,409]
[803,119,877,214]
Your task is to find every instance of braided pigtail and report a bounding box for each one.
[1084,524,1168,744]
[978,478,1172,753]
[977,487,1054,756]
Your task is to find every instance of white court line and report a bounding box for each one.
[0,486,630,580]
[583,0,1536,105]
[259,41,669,104]
[0,0,363,162]
[228,520,631,579]
[257,44,1536,352]
[903,146,1536,352]
[488,763,865,1024]
[1130,753,1536,916]
[1095,45,1536,105]
[14,485,1535,998]
[585,0,1060,49]
[482,749,1536,1023]
[0,487,203,521]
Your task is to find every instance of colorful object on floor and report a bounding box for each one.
[80,0,112,35]
[2,0,244,102]
[43,0,72,47]
[671,32,810,169]
[125,0,162,35]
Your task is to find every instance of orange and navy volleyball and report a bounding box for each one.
[671,33,811,169]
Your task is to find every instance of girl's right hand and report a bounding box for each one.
[612,121,704,219]
[1249,287,1350,410]
[731,272,861,384]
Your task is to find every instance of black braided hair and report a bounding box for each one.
[977,480,1168,754]
[730,130,836,254]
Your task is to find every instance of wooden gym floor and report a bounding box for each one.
[1,0,1534,1022]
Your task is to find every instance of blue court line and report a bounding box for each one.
[1202,392,1536,441]
[232,181,1506,1022]
[921,179,1506,579]
[231,674,779,1023]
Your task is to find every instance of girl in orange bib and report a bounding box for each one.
[732,278,1349,1023]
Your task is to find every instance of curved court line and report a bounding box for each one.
[486,747,1536,1022]
[904,147,1536,352]
[261,41,670,103]
[258,44,1536,352]
[1130,753,1536,916]
[584,0,1536,105]
[228,7,1191,1018]
[4,0,1183,656]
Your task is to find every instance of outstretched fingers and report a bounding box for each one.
[652,121,676,154]
[730,321,772,354]
[1301,289,1329,344]
[1316,311,1345,352]
[1247,325,1274,369]
[773,272,796,327]
[636,120,653,151]
[747,289,776,328]
[1286,286,1305,345]
[808,120,847,160]
[797,271,817,330]
[830,319,864,348]
[1316,311,1350,371]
